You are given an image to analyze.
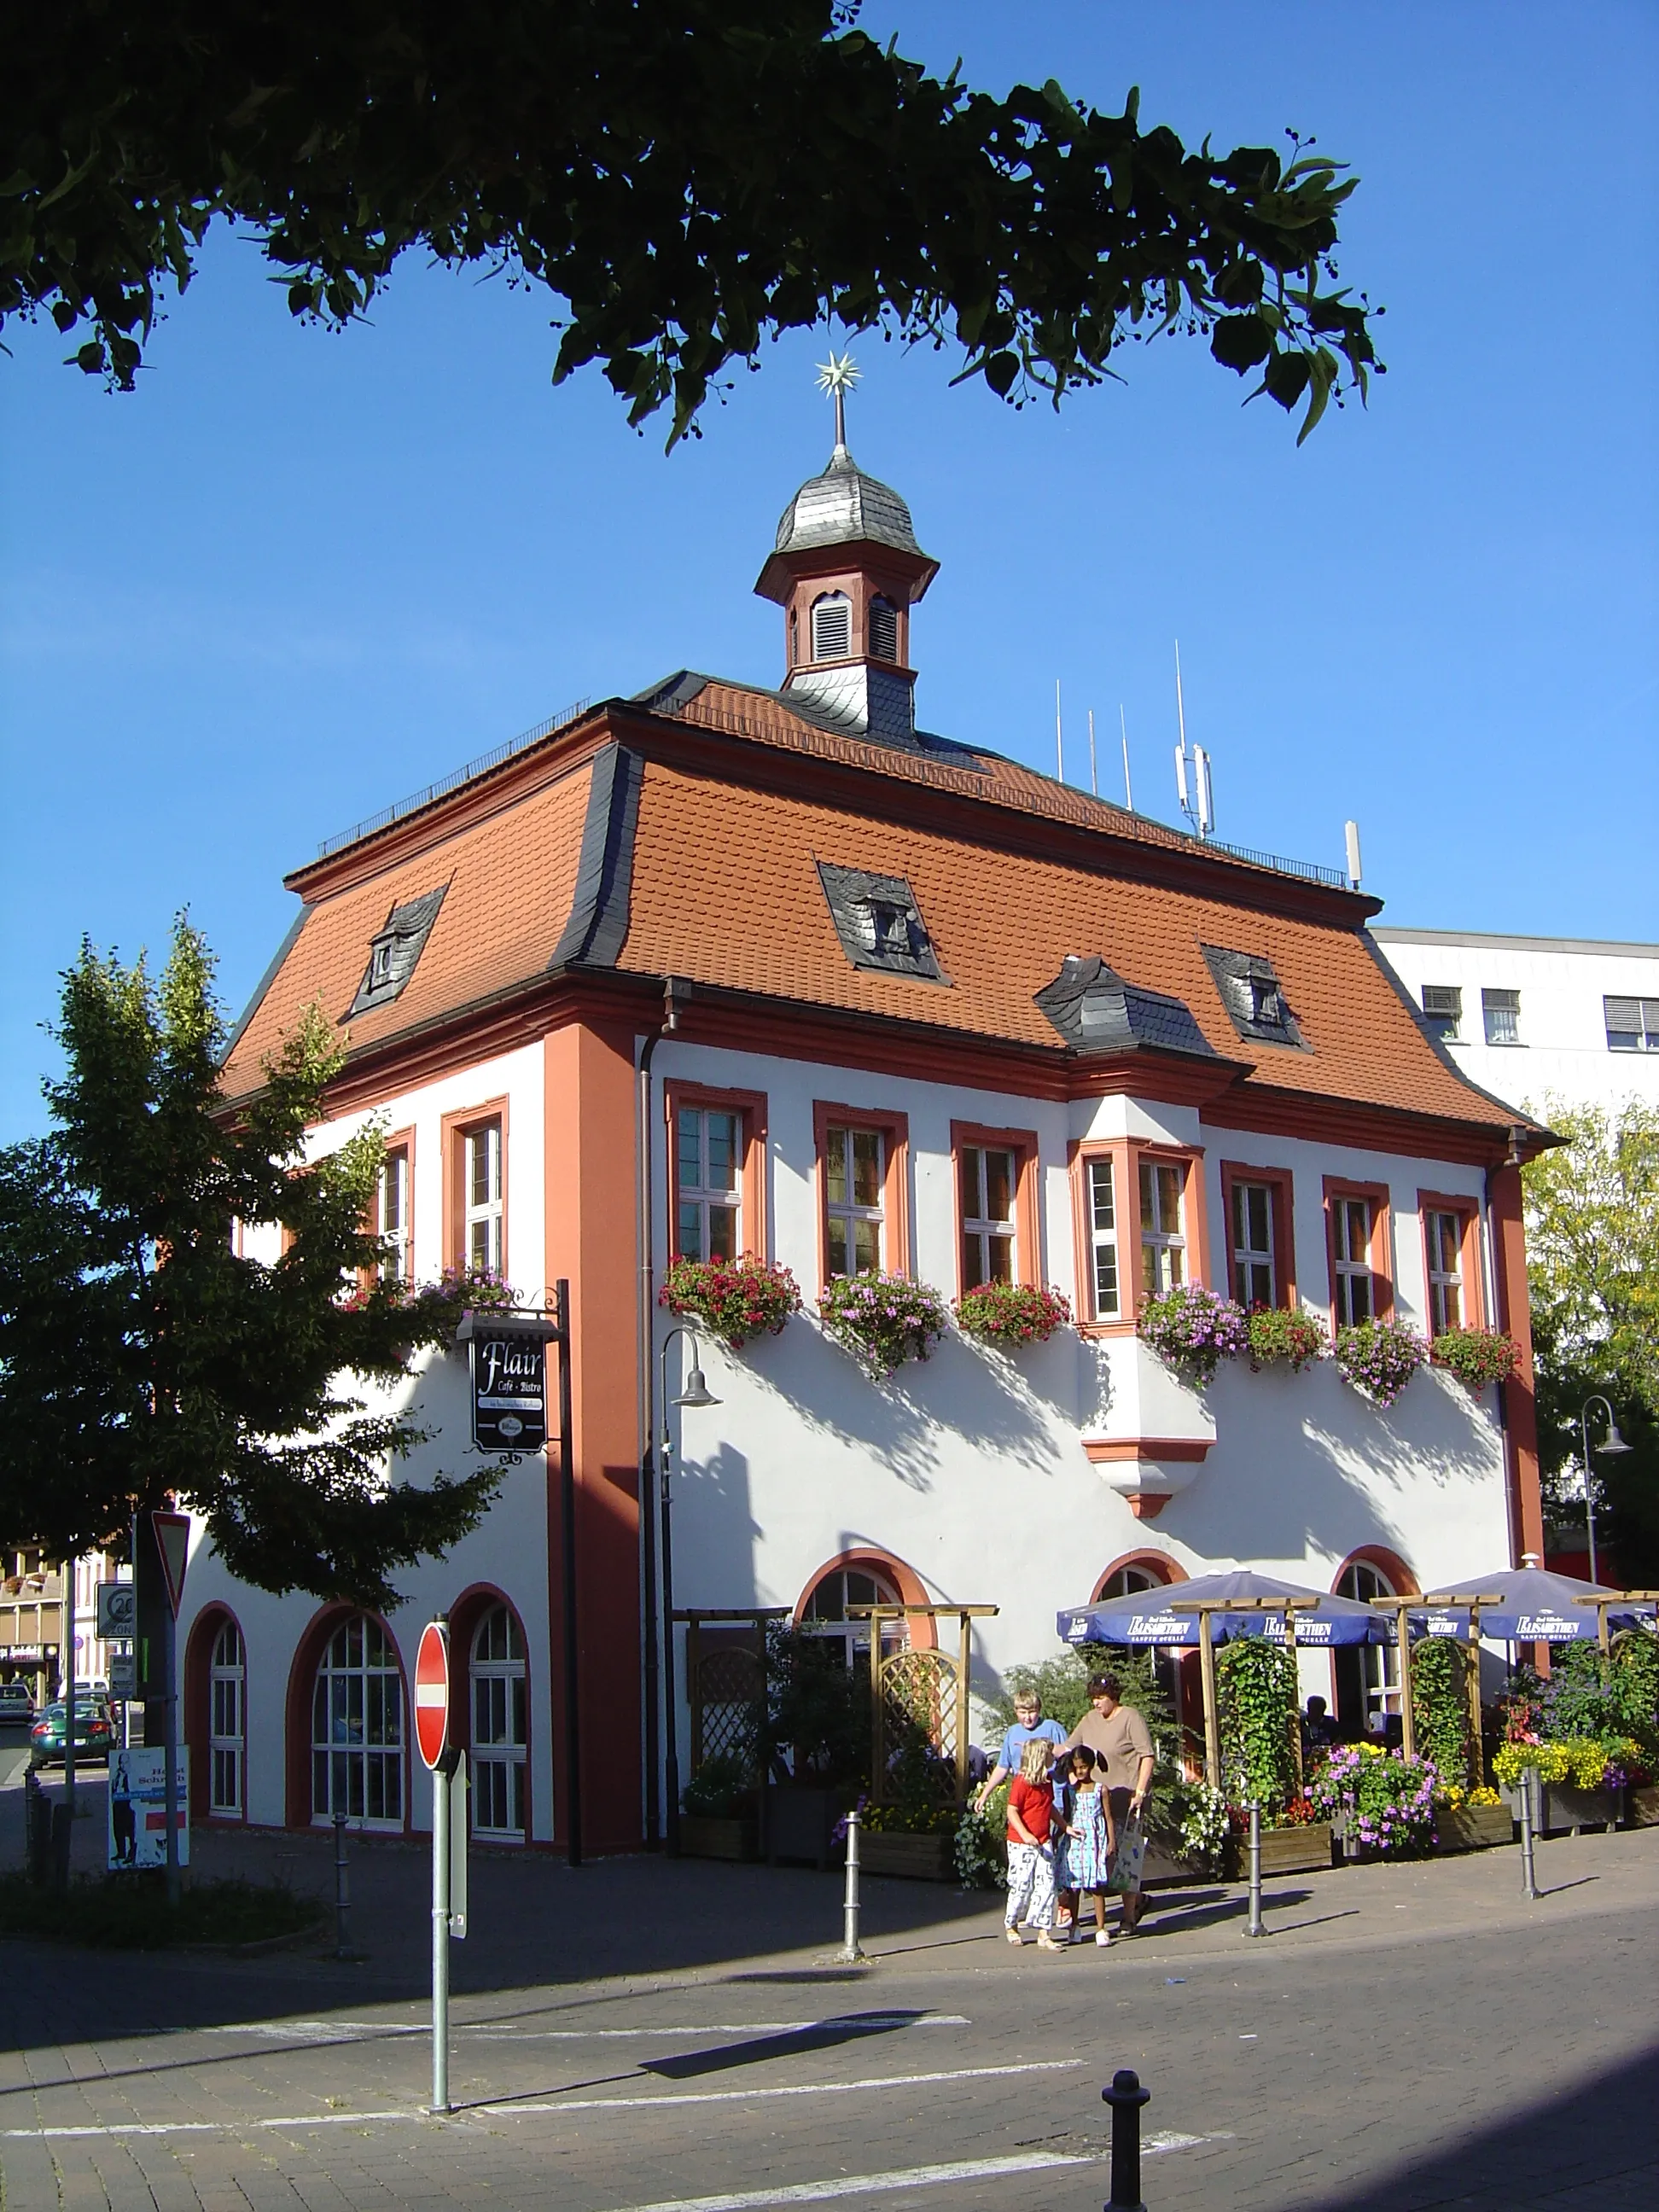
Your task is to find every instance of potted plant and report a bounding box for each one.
[1137,1283,1249,1388]
[1309,1744,1439,1859]
[855,1800,960,1880]
[1332,1318,1426,1407]
[1433,1784,1511,1852]
[761,1625,868,1867]
[678,1753,760,1861]
[818,1271,948,1379]
[661,1254,800,1350]
[1429,1325,1520,1393]
[1244,1305,1325,1373]
[953,1280,1071,1348]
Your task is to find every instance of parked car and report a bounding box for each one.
[0,1682,35,1723]
[28,1698,115,1768]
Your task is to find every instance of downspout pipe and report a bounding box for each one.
[637,976,684,1847]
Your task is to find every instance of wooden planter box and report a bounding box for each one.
[1627,1784,1659,1829]
[1543,1784,1622,1837]
[859,1829,956,1882]
[1435,1803,1514,1853]
[1257,1823,1335,1876]
[679,1814,759,1862]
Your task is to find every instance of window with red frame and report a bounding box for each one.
[959,1144,1017,1289]
[676,1106,742,1262]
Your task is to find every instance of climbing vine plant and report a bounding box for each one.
[1217,1637,1300,1814]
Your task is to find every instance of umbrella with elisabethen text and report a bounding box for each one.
[1057,1569,1395,1649]
[1410,1566,1658,1643]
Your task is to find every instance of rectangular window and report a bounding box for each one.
[1139,1159,1186,1297]
[1332,1196,1374,1325]
[825,1125,885,1277]
[1605,995,1659,1052]
[1421,985,1462,1043]
[1481,987,1521,1046]
[677,1107,741,1261]
[1425,1208,1464,1335]
[376,1145,411,1284]
[463,1119,504,1276]
[959,1144,1016,1290]
[1231,1179,1276,1308]
[1088,1157,1121,1319]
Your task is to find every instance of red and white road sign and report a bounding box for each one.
[152,1511,191,1618]
[415,1621,451,1770]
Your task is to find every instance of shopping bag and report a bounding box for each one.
[1104,1814,1145,1895]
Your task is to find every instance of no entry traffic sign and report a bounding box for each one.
[415,1620,451,1771]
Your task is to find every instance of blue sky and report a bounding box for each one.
[2,2,1655,1142]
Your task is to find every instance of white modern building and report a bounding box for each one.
[1372,928,1659,1119]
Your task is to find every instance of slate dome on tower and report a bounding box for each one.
[770,445,931,567]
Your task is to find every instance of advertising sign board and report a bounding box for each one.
[468,1327,549,1453]
[107,1746,189,1870]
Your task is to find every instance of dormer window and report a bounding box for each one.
[344,884,448,1020]
[869,596,898,662]
[816,861,944,982]
[370,938,396,989]
[811,592,852,661]
[1202,945,1308,1051]
[1249,976,1283,1027]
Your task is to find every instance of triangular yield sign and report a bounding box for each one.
[153,1511,190,1618]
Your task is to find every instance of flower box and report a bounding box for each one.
[678,1814,760,1862]
[764,1784,851,1870]
[859,1830,956,1882]
[1542,1784,1622,1837]
[1627,1784,1659,1830]
[1258,1822,1335,1875]
[1434,1803,1514,1853]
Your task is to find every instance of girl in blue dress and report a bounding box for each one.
[1062,1745,1117,1946]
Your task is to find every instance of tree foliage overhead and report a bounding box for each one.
[5,1,1379,442]
[0,919,503,1610]
[1524,1098,1659,1581]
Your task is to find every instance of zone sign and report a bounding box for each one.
[414,1621,451,1771]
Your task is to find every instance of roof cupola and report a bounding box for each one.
[754,353,938,744]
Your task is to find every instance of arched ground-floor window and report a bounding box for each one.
[311,1615,405,1829]
[1091,1552,1193,1770]
[1332,1550,1417,1742]
[470,1604,527,1840]
[209,1619,245,1818]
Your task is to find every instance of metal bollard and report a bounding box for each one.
[1245,1800,1264,1938]
[332,1812,356,1959]
[837,1806,867,1964]
[1519,1773,1540,1901]
[1101,2066,1151,2212]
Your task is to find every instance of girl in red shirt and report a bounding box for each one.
[1004,1740,1064,1950]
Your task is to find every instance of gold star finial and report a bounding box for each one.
[815,349,860,448]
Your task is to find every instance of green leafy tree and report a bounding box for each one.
[1523,1100,1659,1581]
[5,2,1377,442]
[0,919,502,1610]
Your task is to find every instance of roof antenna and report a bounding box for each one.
[1173,641,1214,838]
[1119,705,1133,812]
[1087,708,1098,797]
[1055,678,1064,783]
[1344,819,1363,889]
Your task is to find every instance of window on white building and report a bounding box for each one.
[1421,985,1462,1043]
[959,1145,1016,1290]
[464,1120,504,1276]
[1231,1181,1276,1308]
[377,1146,411,1284]
[1481,987,1521,1046]
[677,1108,742,1261]
[824,1125,884,1276]
[470,1605,527,1839]
[1605,996,1659,1052]
[801,1566,902,1672]
[1336,1560,1402,1726]
[209,1619,244,1818]
[1425,1209,1465,1336]
[1088,1157,1121,1318]
[1139,1161,1186,1297]
[1332,1196,1374,1326]
[312,1615,404,1828]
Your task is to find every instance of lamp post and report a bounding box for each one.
[657,1325,721,1857]
[1577,1396,1633,1586]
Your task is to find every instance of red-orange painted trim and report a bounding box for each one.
[1321,1176,1394,1332]
[359,1122,416,1292]
[283,1604,410,1835]
[812,1102,911,1286]
[1091,1551,1189,1600]
[1330,1545,1420,1599]
[1082,1438,1214,1464]
[1416,1189,1487,1334]
[795,1547,939,1653]
[950,1120,1041,1295]
[1217,1161,1297,1311]
[1487,1164,1545,1571]
[440,1095,510,1279]
[664,1082,771,1263]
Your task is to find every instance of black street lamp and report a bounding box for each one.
[1578,1394,1633,1586]
[657,1326,720,1857]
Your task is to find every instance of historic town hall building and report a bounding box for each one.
[189,410,1546,1851]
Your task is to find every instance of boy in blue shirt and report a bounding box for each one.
[974,1691,1067,1813]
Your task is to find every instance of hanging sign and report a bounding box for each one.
[455,1312,559,1454]
[415,1620,451,1771]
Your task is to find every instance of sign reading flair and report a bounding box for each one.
[454,1310,562,1455]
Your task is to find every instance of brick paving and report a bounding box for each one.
[0,1806,1654,2211]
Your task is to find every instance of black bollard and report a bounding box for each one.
[1102,2066,1151,2212]
[333,1812,354,1959]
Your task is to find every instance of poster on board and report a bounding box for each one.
[107,1746,189,1870]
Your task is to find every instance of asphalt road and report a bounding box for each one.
[0,1824,1653,2212]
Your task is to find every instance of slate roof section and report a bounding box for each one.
[771,445,933,567]
[816,862,945,984]
[1034,957,1217,1059]
[343,885,448,1020]
[550,744,643,969]
[1201,945,1310,1052]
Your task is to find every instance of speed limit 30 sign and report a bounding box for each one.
[415,1621,451,1770]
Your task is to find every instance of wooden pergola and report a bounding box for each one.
[1575,1591,1659,1653]
[847,1603,998,1802]
[1418,1592,1506,1773]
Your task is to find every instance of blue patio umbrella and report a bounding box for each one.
[1057,1571,1394,1650]
[1411,1567,1659,1643]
